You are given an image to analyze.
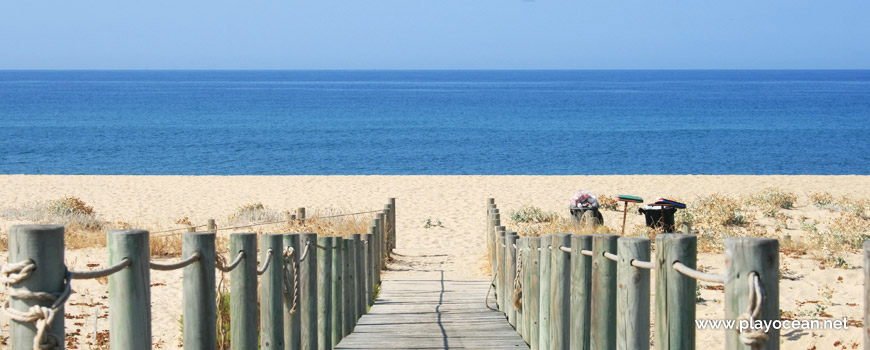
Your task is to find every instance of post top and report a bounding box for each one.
[107,229,149,236]
[11,224,64,234]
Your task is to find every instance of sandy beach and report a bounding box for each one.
[1,174,868,349]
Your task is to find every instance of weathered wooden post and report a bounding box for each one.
[207,219,216,232]
[300,232,319,350]
[655,234,697,350]
[616,237,651,350]
[539,234,553,350]
[495,226,506,311]
[283,233,302,350]
[550,233,572,350]
[297,207,307,221]
[317,236,333,350]
[183,231,216,349]
[383,205,393,259]
[107,229,151,350]
[486,202,495,262]
[380,209,389,262]
[505,232,519,327]
[681,222,691,234]
[515,238,525,337]
[331,236,344,346]
[7,225,66,350]
[865,241,870,350]
[570,234,593,350]
[261,234,285,350]
[353,234,365,318]
[528,236,541,350]
[520,237,530,341]
[590,234,618,350]
[491,210,501,279]
[369,222,380,292]
[363,233,374,307]
[343,238,355,336]
[231,233,257,350]
[724,238,779,350]
[389,197,397,251]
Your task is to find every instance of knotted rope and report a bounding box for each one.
[485,268,499,312]
[216,251,245,273]
[1,260,72,350]
[282,246,300,314]
[512,247,523,311]
[736,272,768,349]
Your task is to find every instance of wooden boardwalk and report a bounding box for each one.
[336,270,529,349]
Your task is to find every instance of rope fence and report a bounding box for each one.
[0,200,397,350]
[485,197,784,350]
[151,209,384,237]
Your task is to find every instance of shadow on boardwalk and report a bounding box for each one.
[336,269,529,349]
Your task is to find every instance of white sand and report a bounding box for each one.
[1,175,868,349]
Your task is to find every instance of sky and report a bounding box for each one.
[1,0,868,70]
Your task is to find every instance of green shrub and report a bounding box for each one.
[509,205,559,224]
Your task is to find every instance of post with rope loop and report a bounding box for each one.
[352,234,365,319]
[724,238,779,350]
[616,237,651,350]
[491,210,501,281]
[514,238,526,337]
[183,231,216,350]
[260,234,284,349]
[538,234,552,350]
[372,216,382,287]
[486,201,495,268]
[655,234,697,350]
[864,241,870,350]
[590,234,618,349]
[505,233,519,327]
[330,236,344,347]
[521,237,532,343]
[229,233,257,350]
[383,205,392,260]
[548,233,571,350]
[527,236,542,350]
[569,234,593,350]
[108,229,151,350]
[342,238,355,337]
[380,209,389,264]
[300,232,319,350]
[363,233,374,308]
[389,198,397,251]
[5,225,66,350]
[316,236,333,350]
[495,227,506,311]
[282,233,302,350]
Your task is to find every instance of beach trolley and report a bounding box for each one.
[638,198,686,232]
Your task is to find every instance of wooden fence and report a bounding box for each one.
[1,198,396,350]
[487,198,786,350]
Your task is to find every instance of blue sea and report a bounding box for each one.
[1,70,868,175]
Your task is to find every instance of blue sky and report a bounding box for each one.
[1,0,867,69]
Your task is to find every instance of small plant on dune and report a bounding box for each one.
[598,195,619,211]
[48,196,95,216]
[229,202,284,225]
[750,187,798,210]
[0,196,104,233]
[509,205,559,224]
[423,217,443,228]
[507,215,611,237]
[687,194,751,229]
[809,192,834,208]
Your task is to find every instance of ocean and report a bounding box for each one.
[1,70,868,175]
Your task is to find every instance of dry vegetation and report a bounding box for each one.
[506,189,870,268]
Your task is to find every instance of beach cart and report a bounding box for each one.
[638,198,686,232]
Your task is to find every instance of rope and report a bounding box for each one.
[512,247,523,311]
[150,252,201,271]
[151,210,382,237]
[70,258,131,279]
[1,260,72,350]
[736,272,768,349]
[257,249,274,275]
[631,260,656,269]
[282,246,300,314]
[580,249,594,257]
[604,252,619,262]
[485,267,499,312]
[216,251,245,273]
[299,241,312,262]
[672,262,725,284]
[559,246,572,253]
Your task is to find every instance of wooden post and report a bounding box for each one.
[231,233,258,350]
[681,222,691,234]
[369,222,380,292]
[316,236,333,350]
[260,234,285,349]
[655,234,697,350]
[343,238,355,336]
[549,233,571,350]
[495,227,506,311]
[520,238,530,342]
[865,241,870,350]
[353,234,365,318]
[330,236,343,347]
[527,237,541,350]
[8,225,66,350]
[381,209,389,262]
[383,205,392,260]
[486,203,495,263]
[283,233,302,350]
[515,238,525,337]
[539,234,553,350]
[389,197,396,251]
[183,231,217,350]
[300,232,318,350]
[505,233,519,327]
[491,211,501,283]
[724,238,779,350]
[297,207,306,221]
[207,219,216,232]
[570,234,593,350]
[616,237,651,350]
[590,234,618,350]
[363,233,374,307]
[106,229,151,350]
